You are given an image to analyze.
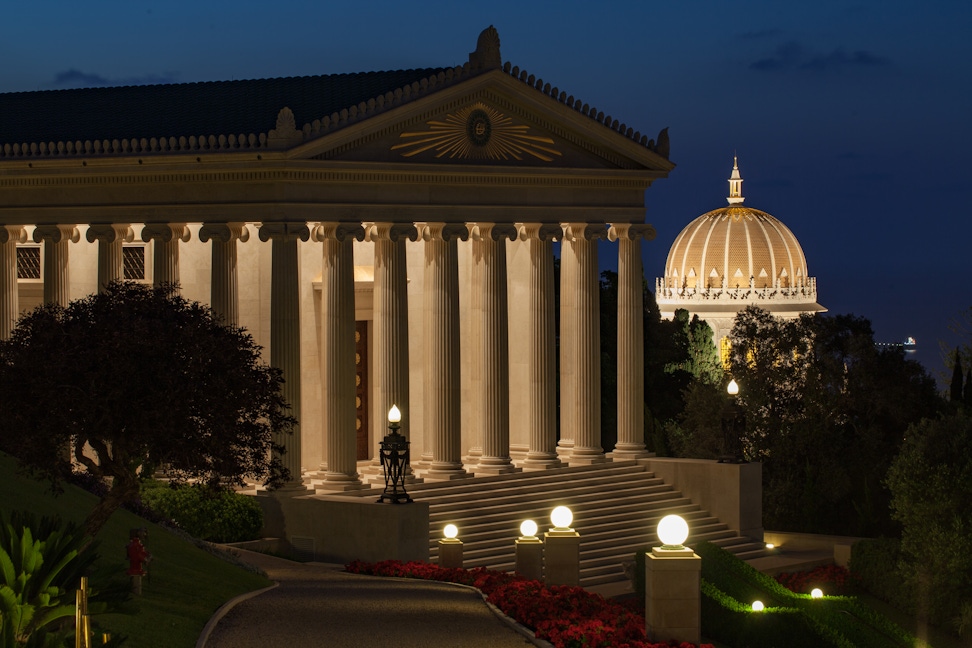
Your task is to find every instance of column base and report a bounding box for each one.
[568,449,608,466]
[556,443,573,461]
[609,448,654,461]
[520,453,563,470]
[422,465,470,481]
[473,463,520,476]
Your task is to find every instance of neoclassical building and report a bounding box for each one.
[656,158,825,355]
[0,27,675,490]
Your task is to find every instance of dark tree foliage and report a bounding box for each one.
[886,411,972,626]
[950,350,964,404]
[599,271,619,451]
[725,306,942,536]
[0,282,294,538]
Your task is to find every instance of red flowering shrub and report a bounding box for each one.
[775,563,858,595]
[345,559,714,648]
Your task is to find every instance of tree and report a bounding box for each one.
[886,411,972,626]
[0,282,294,538]
[951,350,965,404]
[722,307,941,535]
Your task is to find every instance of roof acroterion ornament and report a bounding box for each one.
[727,156,745,205]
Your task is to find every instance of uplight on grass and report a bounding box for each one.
[752,600,764,612]
[811,588,824,599]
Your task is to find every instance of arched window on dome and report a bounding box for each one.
[778,267,789,288]
[687,267,697,289]
[758,268,769,288]
[708,268,720,289]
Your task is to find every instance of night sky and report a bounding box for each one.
[3,1,970,380]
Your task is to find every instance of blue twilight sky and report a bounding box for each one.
[2,1,970,380]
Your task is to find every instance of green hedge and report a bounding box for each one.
[140,482,262,543]
[633,542,915,648]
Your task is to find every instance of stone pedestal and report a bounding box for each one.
[543,529,580,586]
[437,538,463,569]
[515,537,543,581]
[644,548,702,645]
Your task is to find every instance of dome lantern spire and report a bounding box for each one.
[727,156,744,205]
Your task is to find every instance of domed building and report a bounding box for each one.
[656,158,825,358]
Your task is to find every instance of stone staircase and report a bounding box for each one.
[402,460,765,588]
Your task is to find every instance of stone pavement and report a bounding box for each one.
[198,550,541,648]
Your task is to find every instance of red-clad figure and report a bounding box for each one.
[126,528,151,594]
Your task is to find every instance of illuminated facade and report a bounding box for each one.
[0,27,674,489]
[656,158,825,352]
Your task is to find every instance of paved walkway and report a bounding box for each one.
[199,550,541,648]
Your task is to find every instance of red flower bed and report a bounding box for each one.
[346,559,713,648]
[775,563,858,595]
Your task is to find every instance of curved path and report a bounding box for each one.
[199,550,540,648]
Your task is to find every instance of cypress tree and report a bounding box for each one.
[950,350,964,403]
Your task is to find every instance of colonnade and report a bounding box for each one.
[0,218,654,488]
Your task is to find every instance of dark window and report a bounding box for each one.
[16,247,40,279]
[123,246,146,280]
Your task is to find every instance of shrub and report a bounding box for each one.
[139,482,262,543]
[776,564,858,596]
[0,512,128,647]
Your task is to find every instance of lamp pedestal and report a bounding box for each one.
[437,538,463,569]
[543,529,580,586]
[644,547,701,645]
[515,536,543,581]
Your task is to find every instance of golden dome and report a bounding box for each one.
[663,159,810,291]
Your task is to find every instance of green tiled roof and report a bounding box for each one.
[0,68,447,145]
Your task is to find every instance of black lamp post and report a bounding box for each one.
[719,379,745,464]
[377,404,412,504]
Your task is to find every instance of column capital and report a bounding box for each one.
[141,223,190,243]
[517,223,562,242]
[258,222,310,243]
[609,223,657,242]
[0,226,27,245]
[420,222,469,242]
[86,223,134,244]
[365,222,418,242]
[199,222,250,244]
[33,224,80,244]
[467,222,517,242]
[312,222,365,243]
[561,223,609,242]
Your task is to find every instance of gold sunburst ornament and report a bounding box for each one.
[392,102,562,162]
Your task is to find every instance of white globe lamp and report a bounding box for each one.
[811,588,823,599]
[520,519,538,539]
[550,506,573,530]
[656,514,690,549]
[752,600,764,612]
[443,523,458,540]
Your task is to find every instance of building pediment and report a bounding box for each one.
[288,70,674,174]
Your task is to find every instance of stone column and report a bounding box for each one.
[199,223,249,326]
[563,223,609,465]
[521,223,563,470]
[33,225,80,307]
[315,222,366,490]
[141,223,190,288]
[0,226,26,339]
[558,226,576,460]
[422,222,469,480]
[86,224,133,292]
[472,223,518,475]
[371,222,418,450]
[258,222,310,488]
[611,223,656,460]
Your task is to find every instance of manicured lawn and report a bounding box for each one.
[0,453,271,648]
